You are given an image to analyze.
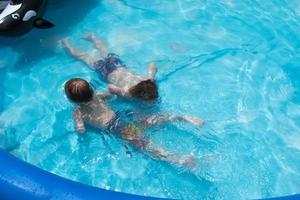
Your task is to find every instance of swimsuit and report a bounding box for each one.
[106,110,149,149]
[93,53,125,78]
[107,110,138,133]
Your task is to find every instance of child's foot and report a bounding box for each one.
[82,33,96,41]
[183,115,204,127]
[179,155,197,169]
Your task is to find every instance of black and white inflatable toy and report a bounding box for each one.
[0,0,54,36]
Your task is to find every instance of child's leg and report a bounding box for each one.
[120,124,196,168]
[84,33,108,58]
[62,39,94,67]
[145,143,196,168]
[145,114,204,127]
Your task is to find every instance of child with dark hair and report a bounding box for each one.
[64,78,204,167]
[63,34,158,102]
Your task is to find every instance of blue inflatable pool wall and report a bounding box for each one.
[0,148,162,200]
[1,148,300,200]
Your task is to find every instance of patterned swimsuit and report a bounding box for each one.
[93,53,124,78]
[106,110,149,150]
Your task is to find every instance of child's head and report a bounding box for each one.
[64,78,94,103]
[129,79,158,101]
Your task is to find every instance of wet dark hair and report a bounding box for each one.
[129,79,158,101]
[64,78,94,103]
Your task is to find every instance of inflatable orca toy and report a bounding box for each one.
[0,0,54,36]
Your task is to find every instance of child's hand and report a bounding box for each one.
[149,62,157,71]
[77,126,86,134]
[108,84,117,94]
[62,39,69,47]
[73,109,85,134]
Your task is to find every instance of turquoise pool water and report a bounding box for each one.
[1,0,300,199]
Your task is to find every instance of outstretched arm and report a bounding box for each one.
[84,33,108,58]
[73,109,86,133]
[148,62,157,80]
[62,39,94,67]
[108,84,130,98]
[96,92,113,101]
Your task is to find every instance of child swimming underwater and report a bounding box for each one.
[65,78,204,166]
[62,33,158,102]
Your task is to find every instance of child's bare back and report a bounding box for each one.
[75,95,115,131]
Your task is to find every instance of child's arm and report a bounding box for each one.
[148,62,157,80]
[96,92,113,101]
[73,109,86,133]
[84,33,108,58]
[108,84,130,98]
[62,39,93,67]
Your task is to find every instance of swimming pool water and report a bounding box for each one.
[1,0,300,199]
